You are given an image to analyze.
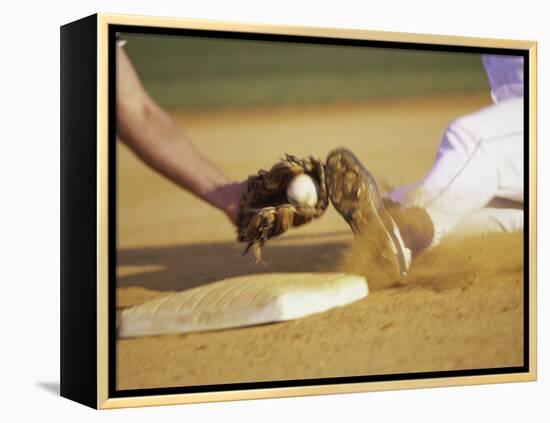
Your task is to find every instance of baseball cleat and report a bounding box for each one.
[325,148,411,277]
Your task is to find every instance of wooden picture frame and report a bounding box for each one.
[60,13,537,409]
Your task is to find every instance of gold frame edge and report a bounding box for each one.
[94,13,538,409]
[97,14,110,408]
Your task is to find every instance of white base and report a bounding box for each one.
[118,273,368,337]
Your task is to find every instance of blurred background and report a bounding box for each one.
[120,32,488,109]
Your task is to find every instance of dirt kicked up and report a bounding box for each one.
[116,93,524,390]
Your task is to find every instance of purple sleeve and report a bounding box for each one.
[482,55,524,103]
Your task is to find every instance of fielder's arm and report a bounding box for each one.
[116,45,244,224]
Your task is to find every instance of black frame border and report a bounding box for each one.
[60,14,99,409]
[107,24,530,399]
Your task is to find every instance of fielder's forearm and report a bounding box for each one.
[116,46,243,222]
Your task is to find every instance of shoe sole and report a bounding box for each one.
[325,148,409,277]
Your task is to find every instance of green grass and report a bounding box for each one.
[121,32,488,109]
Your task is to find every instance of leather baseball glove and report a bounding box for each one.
[237,155,329,261]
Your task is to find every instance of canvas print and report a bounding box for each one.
[114,31,525,391]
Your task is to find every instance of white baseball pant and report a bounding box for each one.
[389,96,524,245]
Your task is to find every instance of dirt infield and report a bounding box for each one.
[116,93,524,390]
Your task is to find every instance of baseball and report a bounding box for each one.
[286,174,319,207]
